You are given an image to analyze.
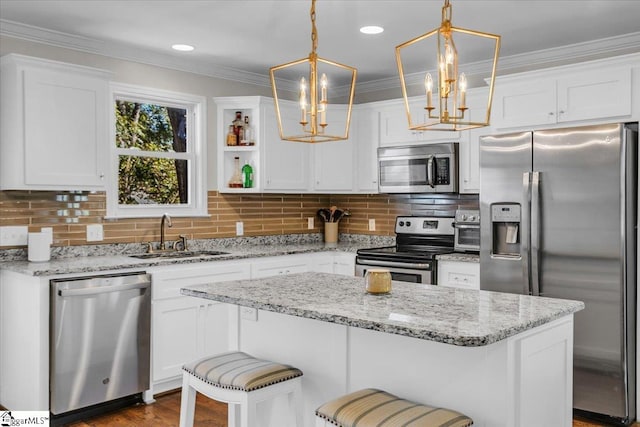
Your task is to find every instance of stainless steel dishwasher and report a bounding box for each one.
[50,272,151,420]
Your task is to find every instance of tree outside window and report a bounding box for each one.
[107,84,207,218]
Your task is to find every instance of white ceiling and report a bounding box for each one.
[1,0,639,92]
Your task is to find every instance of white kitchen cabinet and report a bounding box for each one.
[262,102,311,192]
[151,261,250,392]
[353,105,379,193]
[378,98,460,147]
[458,89,494,194]
[312,111,354,192]
[0,54,110,190]
[437,260,480,290]
[251,254,311,279]
[311,252,356,276]
[493,66,632,130]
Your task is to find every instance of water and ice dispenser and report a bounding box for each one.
[491,203,521,257]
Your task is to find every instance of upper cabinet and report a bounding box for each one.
[0,54,110,190]
[378,98,461,146]
[352,105,379,193]
[493,63,633,130]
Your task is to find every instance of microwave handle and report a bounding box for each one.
[427,155,435,188]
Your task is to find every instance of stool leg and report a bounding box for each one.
[178,372,196,427]
[240,396,257,427]
[289,380,303,427]
[228,403,240,427]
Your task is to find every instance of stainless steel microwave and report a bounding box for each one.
[377,143,458,193]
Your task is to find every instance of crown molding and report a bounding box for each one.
[355,31,640,94]
[2,19,639,95]
[0,19,272,88]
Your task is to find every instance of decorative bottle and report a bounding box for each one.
[228,156,243,188]
[242,160,254,188]
[232,111,244,145]
[226,125,237,146]
[241,116,254,145]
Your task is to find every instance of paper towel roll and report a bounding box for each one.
[28,232,51,262]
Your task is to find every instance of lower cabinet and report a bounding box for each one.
[150,252,355,394]
[437,260,480,290]
[150,261,251,393]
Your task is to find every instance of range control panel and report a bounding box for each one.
[395,216,455,235]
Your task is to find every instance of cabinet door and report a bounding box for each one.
[251,255,311,278]
[23,67,107,187]
[313,139,353,192]
[493,80,557,129]
[459,94,491,194]
[311,253,335,274]
[354,107,379,192]
[262,105,310,191]
[557,68,632,123]
[379,106,417,146]
[152,297,201,381]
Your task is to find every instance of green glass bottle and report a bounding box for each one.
[242,160,253,188]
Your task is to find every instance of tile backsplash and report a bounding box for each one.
[0,190,478,248]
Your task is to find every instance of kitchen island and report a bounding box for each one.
[182,272,584,427]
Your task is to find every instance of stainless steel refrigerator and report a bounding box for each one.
[480,122,638,425]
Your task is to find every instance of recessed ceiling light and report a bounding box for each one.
[360,26,384,35]
[172,44,195,52]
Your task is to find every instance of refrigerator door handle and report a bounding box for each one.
[522,172,532,295]
[531,171,541,296]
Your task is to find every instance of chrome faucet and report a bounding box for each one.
[160,213,172,250]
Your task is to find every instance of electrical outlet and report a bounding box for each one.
[368,218,376,231]
[86,224,104,242]
[236,221,244,236]
[307,217,314,229]
[0,225,29,246]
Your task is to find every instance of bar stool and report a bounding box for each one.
[315,388,473,427]
[179,351,303,427]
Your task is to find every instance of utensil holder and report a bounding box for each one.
[324,222,338,243]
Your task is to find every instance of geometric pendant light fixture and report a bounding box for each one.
[395,0,500,131]
[270,0,357,142]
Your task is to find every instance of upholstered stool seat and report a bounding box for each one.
[315,388,473,427]
[179,351,303,427]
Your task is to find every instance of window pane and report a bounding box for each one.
[118,156,188,205]
[115,101,187,153]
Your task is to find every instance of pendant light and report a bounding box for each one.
[270,0,357,143]
[395,0,500,131]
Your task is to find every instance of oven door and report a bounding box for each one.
[355,259,433,284]
[454,224,480,252]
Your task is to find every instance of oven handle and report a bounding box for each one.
[453,224,480,229]
[356,259,432,270]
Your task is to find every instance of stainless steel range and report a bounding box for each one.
[355,216,455,284]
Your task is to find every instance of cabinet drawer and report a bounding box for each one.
[437,261,479,289]
[152,261,250,300]
[250,255,311,279]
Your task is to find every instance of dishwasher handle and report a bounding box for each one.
[57,274,150,297]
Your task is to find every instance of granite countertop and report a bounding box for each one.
[182,271,584,347]
[0,242,370,276]
[436,253,480,263]
[0,231,398,277]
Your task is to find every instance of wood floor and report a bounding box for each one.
[61,390,625,426]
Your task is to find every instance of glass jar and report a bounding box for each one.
[365,269,392,294]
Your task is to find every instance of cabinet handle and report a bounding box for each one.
[99,173,105,179]
[548,112,555,116]
[558,110,565,115]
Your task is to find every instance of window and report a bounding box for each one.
[107,83,207,218]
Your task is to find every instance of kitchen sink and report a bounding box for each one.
[129,250,229,259]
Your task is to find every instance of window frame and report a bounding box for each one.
[107,83,207,218]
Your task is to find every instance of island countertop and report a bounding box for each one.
[181,271,584,347]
